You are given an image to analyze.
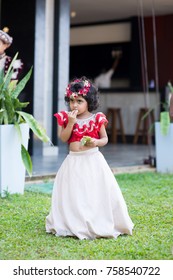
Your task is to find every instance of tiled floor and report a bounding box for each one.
[30,141,155,177]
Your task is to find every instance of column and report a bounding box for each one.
[33,0,46,154]
[52,0,70,144]
[34,0,70,154]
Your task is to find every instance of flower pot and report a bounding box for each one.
[0,123,29,196]
[155,122,173,173]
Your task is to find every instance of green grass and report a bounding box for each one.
[0,172,173,260]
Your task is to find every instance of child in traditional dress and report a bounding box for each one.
[0,27,23,80]
[46,76,134,240]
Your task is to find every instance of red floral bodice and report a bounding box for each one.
[54,111,108,144]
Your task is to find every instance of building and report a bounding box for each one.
[0,0,173,156]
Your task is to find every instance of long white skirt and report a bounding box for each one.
[46,147,134,240]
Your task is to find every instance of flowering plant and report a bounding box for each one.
[0,53,50,176]
[65,79,90,98]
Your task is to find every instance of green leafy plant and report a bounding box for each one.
[2,187,11,199]
[160,81,173,135]
[142,81,173,136]
[0,53,51,176]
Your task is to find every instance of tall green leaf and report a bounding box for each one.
[21,144,32,177]
[0,108,4,124]
[3,52,18,83]
[11,67,33,98]
[160,111,170,135]
[167,81,173,93]
[15,123,32,176]
[1,53,19,92]
[8,80,18,93]
[3,69,14,90]
[3,92,16,124]
[13,99,29,110]
[14,122,22,143]
[17,111,50,143]
[0,69,4,85]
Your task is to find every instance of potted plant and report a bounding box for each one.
[154,81,173,173]
[0,53,50,196]
[142,82,173,172]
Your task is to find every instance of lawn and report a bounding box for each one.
[0,172,172,260]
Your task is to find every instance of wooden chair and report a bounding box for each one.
[106,108,126,143]
[133,107,155,144]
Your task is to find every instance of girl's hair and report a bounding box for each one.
[65,76,100,112]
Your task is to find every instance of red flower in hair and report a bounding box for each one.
[65,80,90,98]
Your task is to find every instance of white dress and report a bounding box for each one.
[46,112,134,240]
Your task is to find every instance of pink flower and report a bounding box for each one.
[65,79,91,98]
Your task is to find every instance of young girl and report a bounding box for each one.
[46,77,134,240]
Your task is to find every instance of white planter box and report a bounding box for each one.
[0,123,29,196]
[155,122,173,173]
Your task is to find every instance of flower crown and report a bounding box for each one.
[65,79,91,98]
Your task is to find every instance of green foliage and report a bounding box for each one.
[21,144,32,177]
[0,172,172,260]
[2,187,11,198]
[12,67,33,99]
[158,81,173,135]
[17,111,50,143]
[143,81,173,136]
[167,81,173,94]
[160,111,170,135]
[0,53,51,176]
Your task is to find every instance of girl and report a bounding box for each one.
[46,77,134,240]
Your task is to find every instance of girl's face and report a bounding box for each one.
[69,96,88,116]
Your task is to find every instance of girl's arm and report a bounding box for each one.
[58,110,78,142]
[97,124,108,147]
[58,123,74,142]
[86,124,108,147]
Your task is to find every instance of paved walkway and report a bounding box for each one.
[26,142,156,181]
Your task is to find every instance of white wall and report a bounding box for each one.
[100,92,160,135]
[70,22,131,46]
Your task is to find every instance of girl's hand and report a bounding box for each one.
[84,137,98,147]
[68,110,78,125]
